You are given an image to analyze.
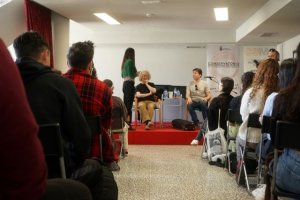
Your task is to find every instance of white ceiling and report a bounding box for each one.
[33,0,300,44]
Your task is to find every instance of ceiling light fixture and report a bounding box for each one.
[94,13,120,25]
[0,0,12,8]
[141,0,161,4]
[214,7,228,21]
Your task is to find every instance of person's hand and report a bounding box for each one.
[187,97,192,104]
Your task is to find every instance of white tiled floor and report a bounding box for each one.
[113,145,254,200]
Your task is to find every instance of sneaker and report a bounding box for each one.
[145,124,150,130]
[108,161,120,171]
[251,184,266,200]
[190,139,199,145]
[202,152,208,159]
[147,121,153,128]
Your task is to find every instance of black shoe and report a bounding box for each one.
[128,125,135,131]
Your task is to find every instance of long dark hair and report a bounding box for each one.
[121,47,135,70]
[241,71,255,94]
[273,43,300,121]
[221,77,234,94]
[278,58,297,89]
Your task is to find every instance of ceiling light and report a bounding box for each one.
[0,0,12,8]
[94,13,120,25]
[214,7,228,21]
[141,0,161,4]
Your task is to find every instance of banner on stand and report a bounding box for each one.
[206,44,240,98]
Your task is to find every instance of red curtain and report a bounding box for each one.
[24,0,53,67]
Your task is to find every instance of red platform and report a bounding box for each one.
[128,123,203,145]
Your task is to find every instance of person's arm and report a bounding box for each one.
[0,39,47,199]
[186,83,192,104]
[146,82,156,94]
[204,84,212,102]
[240,89,251,121]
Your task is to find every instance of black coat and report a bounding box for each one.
[207,93,233,135]
[16,57,91,177]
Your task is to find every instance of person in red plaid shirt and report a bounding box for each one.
[64,41,120,171]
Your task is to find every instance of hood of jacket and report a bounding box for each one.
[16,57,53,85]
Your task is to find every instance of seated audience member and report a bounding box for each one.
[236,59,279,164]
[63,41,120,171]
[270,43,300,195]
[268,48,280,62]
[252,58,297,199]
[13,31,91,178]
[191,77,234,145]
[186,68,211,127]
[13,32,115,200]
[103,79,129,156]
[0,38,91,200]
[135,70,157,130]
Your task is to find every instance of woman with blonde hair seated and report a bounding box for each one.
[135,70,157,130]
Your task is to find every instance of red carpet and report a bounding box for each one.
[128,123,203,145]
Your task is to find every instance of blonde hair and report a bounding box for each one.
[138,70,151,81]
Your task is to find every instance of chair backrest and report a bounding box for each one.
[39,123,66,179]
[85,115,101,135]
[227,109,242,124]
[247,113,262,128]
[275,120,300,149]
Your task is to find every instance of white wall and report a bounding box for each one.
[52,12,69,72]
[93,44,207,98]
[279,34,300,59]
[0,0,26,45]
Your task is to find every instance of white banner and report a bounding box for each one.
[206,44,240,98]
[243,46,274,72]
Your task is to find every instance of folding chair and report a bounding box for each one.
[257,115,273,185]
[39,123,66,179]
[271,120,300,200]
[226,109,241,175]
[110,115,127,159]
[237,113,261,193]
[85,115,103,162]
[134,95,162,128]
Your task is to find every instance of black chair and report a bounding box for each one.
[85,116,102,162]
[257,115,274,185]
[237,113,261,193]
[226,109,242,175]
[271,120,300,200]
[39,123,66,179]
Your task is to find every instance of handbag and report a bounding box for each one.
[205,110,227,162]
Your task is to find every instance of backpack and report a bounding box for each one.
[172,119,195,131]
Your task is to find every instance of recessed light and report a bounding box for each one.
[141,0,161,4]
[94,13,120,25]
[214,7,228,21]
[0,0,12,8]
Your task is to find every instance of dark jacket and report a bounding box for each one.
[16,57,91,177]
[207,93,233,135]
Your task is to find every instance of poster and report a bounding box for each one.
[206,44,240,98]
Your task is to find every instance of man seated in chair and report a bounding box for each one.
[63,41,119,171]
[186,68,211,127]
[103,79,129,156]
[135,70,157,130]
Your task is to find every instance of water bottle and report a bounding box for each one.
[163,89,168,99]
[174,88,177,98]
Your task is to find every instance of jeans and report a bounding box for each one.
[276,149,300,194]
[187,100,208,123]
[123,80,135,124]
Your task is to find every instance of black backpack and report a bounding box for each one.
[172,119,195,131]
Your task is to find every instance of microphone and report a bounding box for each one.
[204,76,213,79]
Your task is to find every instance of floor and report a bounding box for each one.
[113,145,254,200]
